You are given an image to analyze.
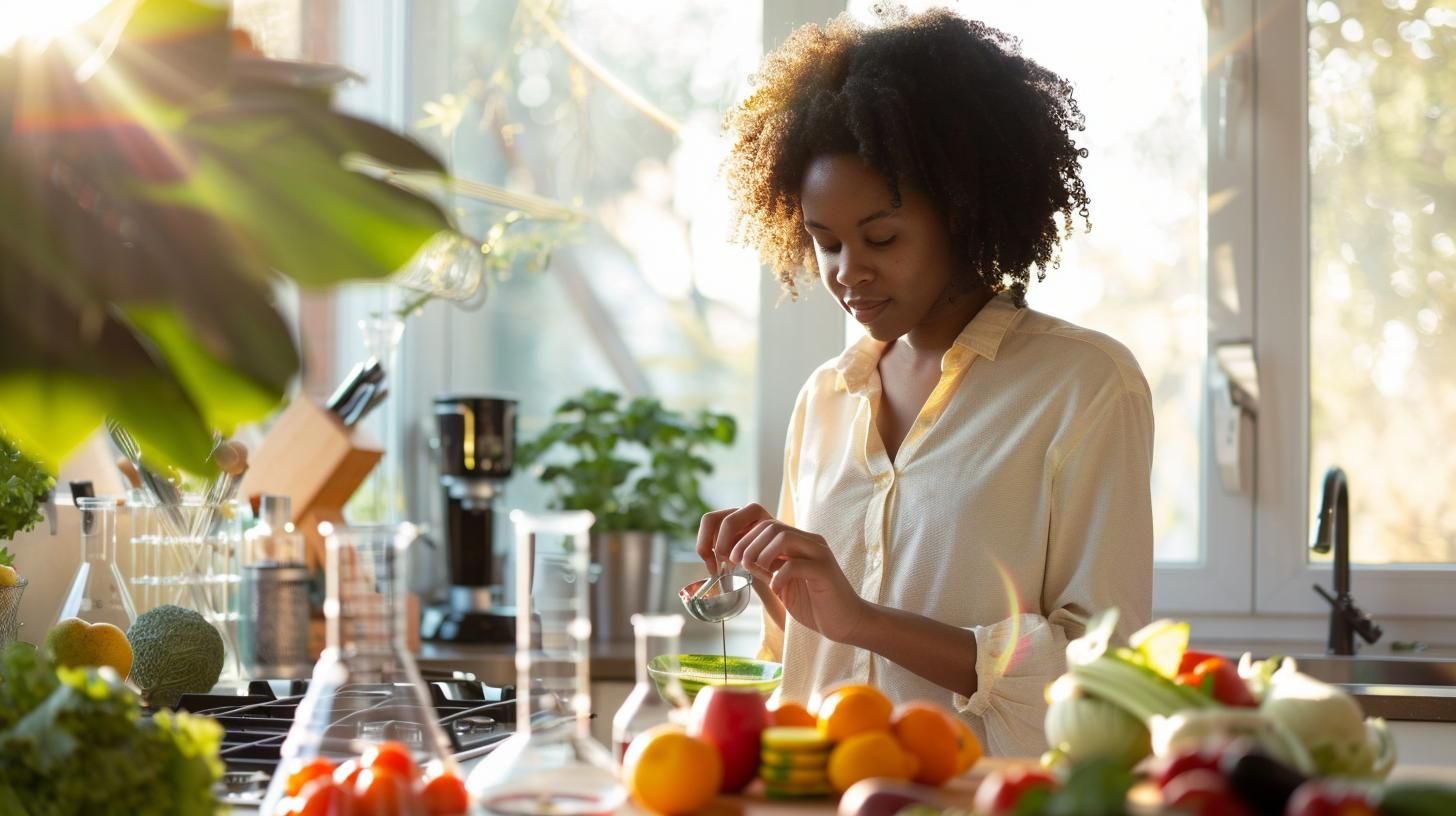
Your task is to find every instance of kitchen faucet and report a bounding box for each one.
[1310,466,1383,656]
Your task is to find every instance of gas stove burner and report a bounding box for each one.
[176,677,516,808]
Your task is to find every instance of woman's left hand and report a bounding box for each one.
[729,520,871,645]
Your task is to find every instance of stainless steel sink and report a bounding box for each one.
[1273,655,1456,722]
[1288,655,1456,687]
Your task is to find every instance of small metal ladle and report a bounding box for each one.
[679,562,752,623]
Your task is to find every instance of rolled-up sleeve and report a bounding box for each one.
[952,388,1155,756]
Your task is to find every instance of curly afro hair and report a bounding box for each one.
[722,6,1090,305]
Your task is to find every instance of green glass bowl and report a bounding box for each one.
[647,654,783,703]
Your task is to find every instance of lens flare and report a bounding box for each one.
[990,558,1027,679]
[0,0,113,53]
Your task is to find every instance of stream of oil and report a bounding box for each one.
[721,621,729,684]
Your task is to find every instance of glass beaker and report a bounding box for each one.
[57,497,137,629]
[466,510,626,816]
[260,523,478,814]
[612,614,690,763]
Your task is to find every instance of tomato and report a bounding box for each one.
[1286,781,1378,816]
[333,758,364,789]
[353,767,417,816]
[972,767,1058,815]
[287,757,338,796]
[362,741,420,781]
[1156,748,1225,790]
[1161,769,1251,816]
[293,777,357,816]
[418,774,470,815]
[1175,657,1258,707]
[1178,649,1222,676]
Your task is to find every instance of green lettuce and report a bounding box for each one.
[0,643,224,815]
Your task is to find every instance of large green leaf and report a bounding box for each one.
[125,303,289,431]
[0,374,109,473]
[154,115,452,286]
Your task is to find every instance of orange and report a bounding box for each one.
[623,724,722,815]
[890,703,962,786]
[827,731,917,793]
[768,701,817,728]
[817,686,893,743]
[951,716,983,774]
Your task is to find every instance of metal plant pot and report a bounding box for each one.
[589,531,667,643]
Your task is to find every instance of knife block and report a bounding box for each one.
[239,398,383,572]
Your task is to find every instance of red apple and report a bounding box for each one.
[688,687,768,793]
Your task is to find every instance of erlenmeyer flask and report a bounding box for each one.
[466,511,626,815]
[57,497,137,629]
[261,523,480,815]
[612,614,690,763]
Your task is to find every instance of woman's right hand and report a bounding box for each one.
[696,504,785,625]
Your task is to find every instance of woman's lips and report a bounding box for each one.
[846,299,889,323]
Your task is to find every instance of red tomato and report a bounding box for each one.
[417,774,470,815]
[354,767,417,816]
[287,757,339,797]
[333,758,364,789]
[1178,649,1222,676]
[972,768,1058,815]
[362,741,420,781]
[1156,748,1224,790]
[1161,770,1251,816]
[293,777,357,816]
[1182,657,1258,707]
[1286,781,1378,816]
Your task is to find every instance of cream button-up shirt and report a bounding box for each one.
[759,295,1154,757]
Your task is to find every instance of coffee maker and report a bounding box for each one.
[420,395,519,643]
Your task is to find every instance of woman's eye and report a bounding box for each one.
[817,241,842,253]
[866,236,896,248]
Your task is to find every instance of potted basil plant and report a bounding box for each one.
[518,389,736,641]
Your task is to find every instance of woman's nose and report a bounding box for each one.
[833,247,873,289]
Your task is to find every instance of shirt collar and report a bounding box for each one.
[834,293,1023,395]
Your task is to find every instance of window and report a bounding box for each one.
[1307,0,1456,565]
[394,1,765,528]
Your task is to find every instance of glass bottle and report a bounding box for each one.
[612,613,690,763]
[240,495,311,679]
[57,497,137,629]
[466,510,626,815]
[260,523,478,814]
[355,315,406,524]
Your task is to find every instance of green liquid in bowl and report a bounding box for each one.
[647,654,783,703]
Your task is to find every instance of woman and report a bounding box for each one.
[696,8,1154,756]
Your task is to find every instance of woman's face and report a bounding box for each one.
[800,153,962,343]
